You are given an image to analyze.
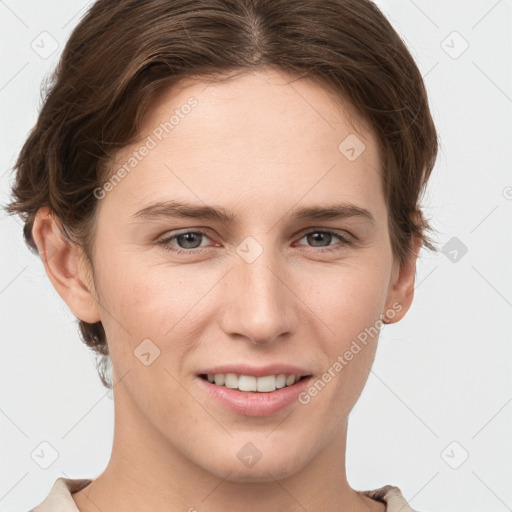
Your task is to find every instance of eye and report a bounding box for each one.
[157,228,354,256]
[157,230,214,254]
[296,229,353,252]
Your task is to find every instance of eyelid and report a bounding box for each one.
[296,227,354,242]
[294,228,354,252]
[157,227,354,254]
[157,227,354,241]
[156,228,216,249]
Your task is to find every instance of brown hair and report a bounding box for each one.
[3,0,438,389]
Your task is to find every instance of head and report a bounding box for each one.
[5,0,437,481]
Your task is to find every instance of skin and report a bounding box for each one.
[32,67,421,512]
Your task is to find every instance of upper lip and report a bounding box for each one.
[197,364,311,378]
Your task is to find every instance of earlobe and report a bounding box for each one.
[383,234,423,325]
[31,207,101,324]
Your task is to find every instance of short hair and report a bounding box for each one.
[4,0,438,389]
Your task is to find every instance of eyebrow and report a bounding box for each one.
[131,200,375,226]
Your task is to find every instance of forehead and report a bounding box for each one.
[141,68,375,152]
[103,68,385,223]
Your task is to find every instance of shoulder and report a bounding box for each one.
[30,477,92,511]
[359,485,422,512]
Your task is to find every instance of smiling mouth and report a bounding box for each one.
[199,373,311,393]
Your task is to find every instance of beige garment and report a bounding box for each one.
[31,477,421,511]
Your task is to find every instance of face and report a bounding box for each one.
[44,68,416,482]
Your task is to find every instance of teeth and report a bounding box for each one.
[276,374,286,388]
[285,375,296,386]
[206,373,302,392]
[257,375,277,392]
[238,375,257,392]
[225,373,238,389]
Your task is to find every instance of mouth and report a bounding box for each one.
[195,364,313,416]
[198,373,311,393]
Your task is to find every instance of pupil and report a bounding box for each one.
[179,233,201,249]
[308,232,331,247]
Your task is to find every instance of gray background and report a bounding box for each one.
[1,0,511,510]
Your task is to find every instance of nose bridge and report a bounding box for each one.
[222,238,295,344]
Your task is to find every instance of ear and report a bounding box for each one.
[382,233,423,324]
[31,207,101,324]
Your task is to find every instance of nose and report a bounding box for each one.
[219,246,297,346]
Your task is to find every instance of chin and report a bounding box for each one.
[211,461,300,483]
[195,439,313,483]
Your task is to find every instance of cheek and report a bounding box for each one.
[96,246,174,323]
[302,261,391,414]
[94,249,219,365]
[302,260,390,349]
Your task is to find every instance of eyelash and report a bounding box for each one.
[157,229,353,255]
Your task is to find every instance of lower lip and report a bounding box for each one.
[196,376,312,417]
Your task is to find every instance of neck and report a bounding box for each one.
[72,383,383,512]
